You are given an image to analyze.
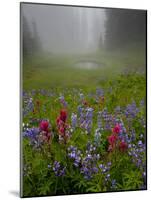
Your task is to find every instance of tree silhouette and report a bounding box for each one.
[105,9,146,49]
[22,16,43,58]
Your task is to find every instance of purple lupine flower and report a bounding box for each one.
[105,173,110,182]
[128,143,132,149]
[23,164,31,177]
[97,111,102,129]
[77,105,82,115]
[101,108,113,130]
[131,129,136,141]
[111,179,117,189]
[86,142,97,153]
[23,97,34,117]
[99,164,104,169]
[31,89,36,96]
[80,166,91,180]
[40,89,46,96]
[22,122,30,132]
[96,154,100,160]
[142,171,146,178]
[96,88,104,97]
[71,113,77,130]
[59,95,68,107]
[102,108,108,119]
[23,127,39,139]
[67,145,77,152]
[96,88,104,102]
[94,128,101,147]
[48,164,51,169]
[23,90,27,98]
[107,162,112,167]
[53,161,60,171]
[23,127,44,148]
[125,101,139,119]
[78,105,85,125]
[74,157,81,167]
[114,119,128,142]
[85,107,93,134]
[68,145,82,168]
[92,166,99,173]
[136,159,142,167]
[138,140,143,147]
[79,93,84,102]
[128,139,146,173]
[85,154,92,161]
[114,106,121,114]
[99,162,112,184]
[140,99,145,107]
[99,163,110,174]
[78,106,93,133]
[59,167,66,176]
[68,142,99,180]
[53,161,66,177]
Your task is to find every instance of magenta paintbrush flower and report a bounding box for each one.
[39,120,49,132]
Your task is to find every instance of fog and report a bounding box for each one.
[22,4,146,89]
[22,4,106,54]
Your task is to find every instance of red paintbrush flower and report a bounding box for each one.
[56,116,62,126]
[60,109,67,122]
[108,144,113,152]
[39,120,49,132]
[108,134,117,146]
[56,109,70,141]
[119,141,128,152]
[59,126,65,136]
[113,124,121,134]
[42,131,51,142]
[56,116,60,125]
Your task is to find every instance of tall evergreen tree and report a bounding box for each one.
[105,9,146,49]
[32,21,43,55]
[22,16,33,57]
[22,16,43,58]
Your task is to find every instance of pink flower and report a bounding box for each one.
[56,117,64,126]
[56,109,69,138]
[59,126,65,136]
[108,144,113,152]
[60,109,67,122]
[39,120,49,132]
[113,124,121,134]
[108,134,117,146]
[119,141,128,152]
[43,131,51,142]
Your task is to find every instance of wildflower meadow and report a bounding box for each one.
[21,3,146,197]
[22,71,146,197]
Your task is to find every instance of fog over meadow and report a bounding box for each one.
[22,4,106,54]
[22,3,146,91]
[22,3,146,59]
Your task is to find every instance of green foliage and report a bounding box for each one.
[22,49,146,197]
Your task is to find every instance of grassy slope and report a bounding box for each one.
[23,45,146,108]
[23,45,145,88]
[22,45,146,196]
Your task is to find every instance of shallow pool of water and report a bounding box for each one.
[74,61,101,69]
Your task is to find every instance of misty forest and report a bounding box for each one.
[22,4,146,197]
